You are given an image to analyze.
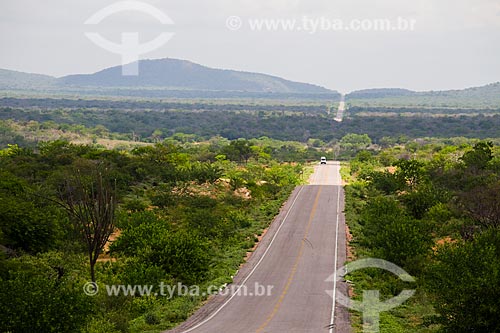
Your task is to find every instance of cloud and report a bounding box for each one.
[412,0,500,30]
[0,0,499,91]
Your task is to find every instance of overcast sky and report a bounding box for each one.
[1,0,500,92]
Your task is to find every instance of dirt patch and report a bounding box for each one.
[433,236,456,253]
[104,229,121,252]
[97,229,121,263]
[96,254,117,263]
[234,187,251,200]
[345,224,355,261]
[344,223,356,298]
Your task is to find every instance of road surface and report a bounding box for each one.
[166,162,349,333]
[334,95,346,122]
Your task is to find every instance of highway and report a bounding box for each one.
[167,162,349,333]
[334,95,346,122]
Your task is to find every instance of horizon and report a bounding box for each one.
[1,0,499,92]
[2,56,499,95]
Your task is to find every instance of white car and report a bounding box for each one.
[320,157,327,164]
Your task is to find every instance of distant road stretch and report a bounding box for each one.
[334,95,346,122]
[166,162,350,333]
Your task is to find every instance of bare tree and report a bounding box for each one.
[458,181,500,237]
[56,163,117,282]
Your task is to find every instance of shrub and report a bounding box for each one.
[0,254,94,333]
[146,230,210,285]
[425,229,500,332]
[360,196,432,272]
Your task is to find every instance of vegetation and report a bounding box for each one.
[348,106,500,116]
[347,83,500,109]
[2,101,500,145]
[0,139,303,332]
[344,140,500,332]
[1,94,500,332]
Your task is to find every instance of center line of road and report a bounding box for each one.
[255,186,323,333]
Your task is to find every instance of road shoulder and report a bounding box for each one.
[164,186,304,333]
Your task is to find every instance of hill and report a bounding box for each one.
[0,69,56,90]
[346,88,415,99]
[347,83,500,108]
[57,58,334,95]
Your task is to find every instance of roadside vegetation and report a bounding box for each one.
[0,138,307,332]
[343,140,500,332]
[2,95,500,332]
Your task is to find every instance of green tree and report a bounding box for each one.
[393,159,426,189]
[0,172,62,254]
[361,196,432,272]
[426,229,500,332]
[339,133,372,157]
[461,141,493,170]
[0,253,94,332]
[368,171,404,194]
[400,184,443,219]
[151,129,163,143]
[221,139,254,163]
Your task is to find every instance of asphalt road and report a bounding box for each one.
[334,94,346,122]
[167,162,349,333]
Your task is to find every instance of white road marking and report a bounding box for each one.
[329,179,341,332]
[179,186,305,333]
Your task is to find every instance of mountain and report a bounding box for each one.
[57,58,333,94]
[347,83,500,108]
[348,83,500,99]
[433,82,500,99]
[347,88,415,99]
[0,69,56,90]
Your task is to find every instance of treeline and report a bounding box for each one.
[347,83,500,109]
[0,98,330,114]
[348,106,500,115]
[2,107,500,143]
[0,139,303,332]
[28,88,339,100]
[345,141,500,332]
